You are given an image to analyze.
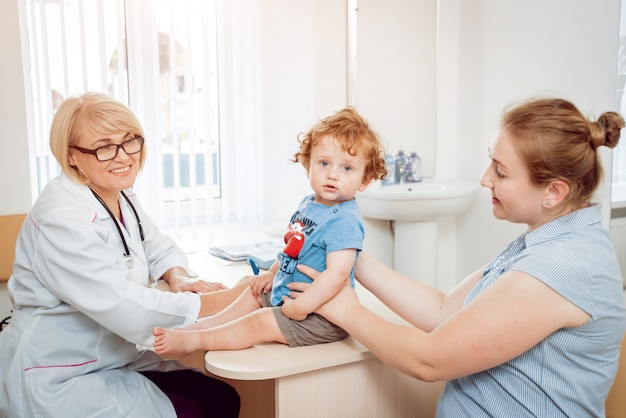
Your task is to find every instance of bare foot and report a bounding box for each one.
[152,326,203,356]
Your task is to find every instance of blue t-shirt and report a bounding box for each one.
[436,205,626,417]
[270,194,364,306]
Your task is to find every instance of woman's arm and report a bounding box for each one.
[155,268,249,317]
[295,264,589,382]
[352,252,484,330]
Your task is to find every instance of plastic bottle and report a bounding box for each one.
[394,150,408,183]
[405,152,422,182]
[381,154,397,185]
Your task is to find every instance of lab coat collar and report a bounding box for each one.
[59,172,133,222]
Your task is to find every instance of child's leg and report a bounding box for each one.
[200,278,251,316]
[153,308,286,356]
[184,286,261,330]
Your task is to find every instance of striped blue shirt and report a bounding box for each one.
[436,205,626,417]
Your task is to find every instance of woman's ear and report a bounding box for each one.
[545,180,570,207]
[68,152,78,167]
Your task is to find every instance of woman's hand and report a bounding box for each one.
[169,276,228,293]
[168,274,228,293]
[280,297,308,321]
[162,267,228,293]
[288,264,360,325]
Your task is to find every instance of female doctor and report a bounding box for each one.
[0,92,246,417]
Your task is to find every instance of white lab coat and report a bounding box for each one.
[0,173,202,417]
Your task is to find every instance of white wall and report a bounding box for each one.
[0,1,31,214]
[257,0,348,232]
[355,0,437,174]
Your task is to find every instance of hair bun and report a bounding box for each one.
[593,112,624,149]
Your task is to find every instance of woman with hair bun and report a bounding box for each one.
[293,97,626,417]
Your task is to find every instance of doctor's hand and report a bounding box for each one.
[287,264,360,326]
[171,277,228,293]
[162,267,228,293]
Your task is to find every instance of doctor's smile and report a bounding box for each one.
[110,165,132,175]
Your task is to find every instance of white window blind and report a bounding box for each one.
[22,0,129,194]
[19,0,265,252]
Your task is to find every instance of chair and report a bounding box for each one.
[605,293,626,417]
[0,214,27,282]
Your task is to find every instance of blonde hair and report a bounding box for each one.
[292,106,387,182]
[50,92,146,184]
[501,97,623,208]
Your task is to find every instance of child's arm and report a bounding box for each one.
[281,249,356,321]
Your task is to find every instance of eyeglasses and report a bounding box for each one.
[71,137,145,162]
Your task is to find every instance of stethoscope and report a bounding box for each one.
[89,188,150,281]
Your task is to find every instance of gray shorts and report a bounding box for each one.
[261,291,348,347]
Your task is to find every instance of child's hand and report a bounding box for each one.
[250,271,274,298]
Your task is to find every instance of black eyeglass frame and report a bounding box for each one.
[70,137,145,162]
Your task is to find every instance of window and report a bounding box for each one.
[20,0,244,251]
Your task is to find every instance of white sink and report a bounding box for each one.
[357,178,478,222]
[356,178,478,287]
